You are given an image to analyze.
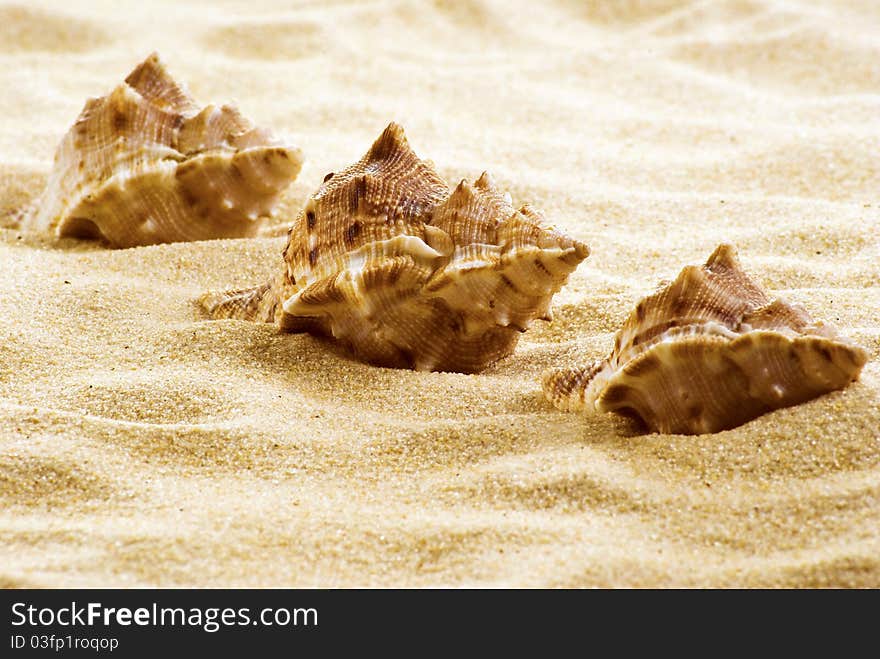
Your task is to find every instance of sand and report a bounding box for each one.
[1,0,878,588]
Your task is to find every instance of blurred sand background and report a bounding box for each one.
[1,0,878,587]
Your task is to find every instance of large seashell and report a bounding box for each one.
[20,52,303,247]
[201,122,589,373]
[543,244,868,434]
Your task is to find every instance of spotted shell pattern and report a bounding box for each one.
[201,122,590,373]
[542,244,868,434]
[20,52,303,247]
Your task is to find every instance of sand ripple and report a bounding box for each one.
[1,0,878,586]
[0,5,111,54]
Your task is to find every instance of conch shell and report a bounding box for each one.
[543,244,868,434]
[201,122,590,373]
[20,52,303,247]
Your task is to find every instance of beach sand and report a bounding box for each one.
[1,0,878,587]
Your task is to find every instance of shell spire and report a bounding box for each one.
[124,51,197,113]
[201,122,589,373]
[20,52,303,247]
[543,244,868,434]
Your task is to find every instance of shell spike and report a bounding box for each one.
[705,242,740,271]
[123,52,195,113]
[475,171,496,190]
[366,122,410,161]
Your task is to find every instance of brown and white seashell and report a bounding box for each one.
[201,122,590,373]
[543,244,868,434]
[20,52,303,247]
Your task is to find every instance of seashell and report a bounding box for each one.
[542,244,868,434]
[20,52,303,248]
[201,122,590,373]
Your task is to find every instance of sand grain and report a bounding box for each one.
[0,0,878,587]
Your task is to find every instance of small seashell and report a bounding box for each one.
[20,52,303,247]
[201,122,590,373]
[542,244,868,434]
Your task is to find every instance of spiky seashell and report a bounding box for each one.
[543,244,868,434]
[20,52,303,247]
[201,122,589,373]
